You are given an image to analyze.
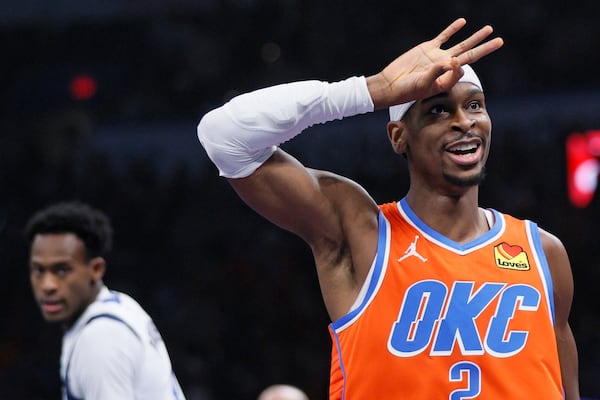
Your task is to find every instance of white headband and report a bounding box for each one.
[388,64,482,121]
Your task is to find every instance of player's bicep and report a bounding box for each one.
[539,228,574,326]
[229,148,340,242]
[70,319,141,400]
[539,228,580,399]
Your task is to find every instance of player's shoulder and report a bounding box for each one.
[79,314,142,347]
[67,317,142,395]
[489,208,525,223]
[88,287,150,321]
[536,226,567,256]
[78,289,146,344]
[70,315,143,369]
[492,210,565,247]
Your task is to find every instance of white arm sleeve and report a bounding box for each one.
[197,76,374,178]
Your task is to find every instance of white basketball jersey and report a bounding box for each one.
[60,286,185,400]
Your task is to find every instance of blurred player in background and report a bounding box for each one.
[197,18,579,399]
[258,384,309,400]
[25,201,186,400]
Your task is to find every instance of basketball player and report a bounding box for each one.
[25,201,186,400]
[197,18,579,399]
[258,384,309,400]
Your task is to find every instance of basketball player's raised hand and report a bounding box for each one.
[368,18,504,110]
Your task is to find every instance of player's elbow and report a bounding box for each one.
[197,107,225,150]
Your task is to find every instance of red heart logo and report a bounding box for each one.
[500,242,523,259]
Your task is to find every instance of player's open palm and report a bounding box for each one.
[379,18,504,106]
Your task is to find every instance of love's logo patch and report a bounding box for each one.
[494,242,530,271]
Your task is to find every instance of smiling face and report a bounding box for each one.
[387,82,491,195]
[29,233,105,325]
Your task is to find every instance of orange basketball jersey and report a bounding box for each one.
[329,199,563,399]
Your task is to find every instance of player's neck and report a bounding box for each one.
[404,189,487,243]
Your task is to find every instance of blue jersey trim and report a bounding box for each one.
[330,211,388,330]
[331,330,347,400]
[528,220,556,323]
[399,197,503,253]
[101,290,121,303]
[85,314,140,339]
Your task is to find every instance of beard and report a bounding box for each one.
[443,167,486,187]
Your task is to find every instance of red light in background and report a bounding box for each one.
[69,74,97,100]
[566,130,600,208]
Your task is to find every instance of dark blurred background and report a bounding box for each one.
[1,1,600,399]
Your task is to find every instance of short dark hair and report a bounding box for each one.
[24,201,113,259]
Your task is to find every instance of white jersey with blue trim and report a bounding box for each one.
[60,286,185,400]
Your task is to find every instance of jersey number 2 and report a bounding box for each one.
[449,361,481,399]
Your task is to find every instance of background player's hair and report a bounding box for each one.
[24,201,113,260]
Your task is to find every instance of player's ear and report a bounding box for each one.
[387,121,408,155]
[88,257,106,283]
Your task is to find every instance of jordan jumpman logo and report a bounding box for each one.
[398,235,428,262]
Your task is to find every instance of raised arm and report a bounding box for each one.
[197,76,377,245]
[197,18,503,242]
[197,79,380,319]
[540,228,580,400]
[197,18,503,317]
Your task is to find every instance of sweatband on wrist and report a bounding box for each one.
[198,76,374,178]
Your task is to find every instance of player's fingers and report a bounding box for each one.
[447,25,494,56]
[415,58,462,95]
[433,59,464,91]
[455,37,504,65]
[433,18,467,46]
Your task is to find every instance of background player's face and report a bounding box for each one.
[401,82,491,193]
[29,233,103,324]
